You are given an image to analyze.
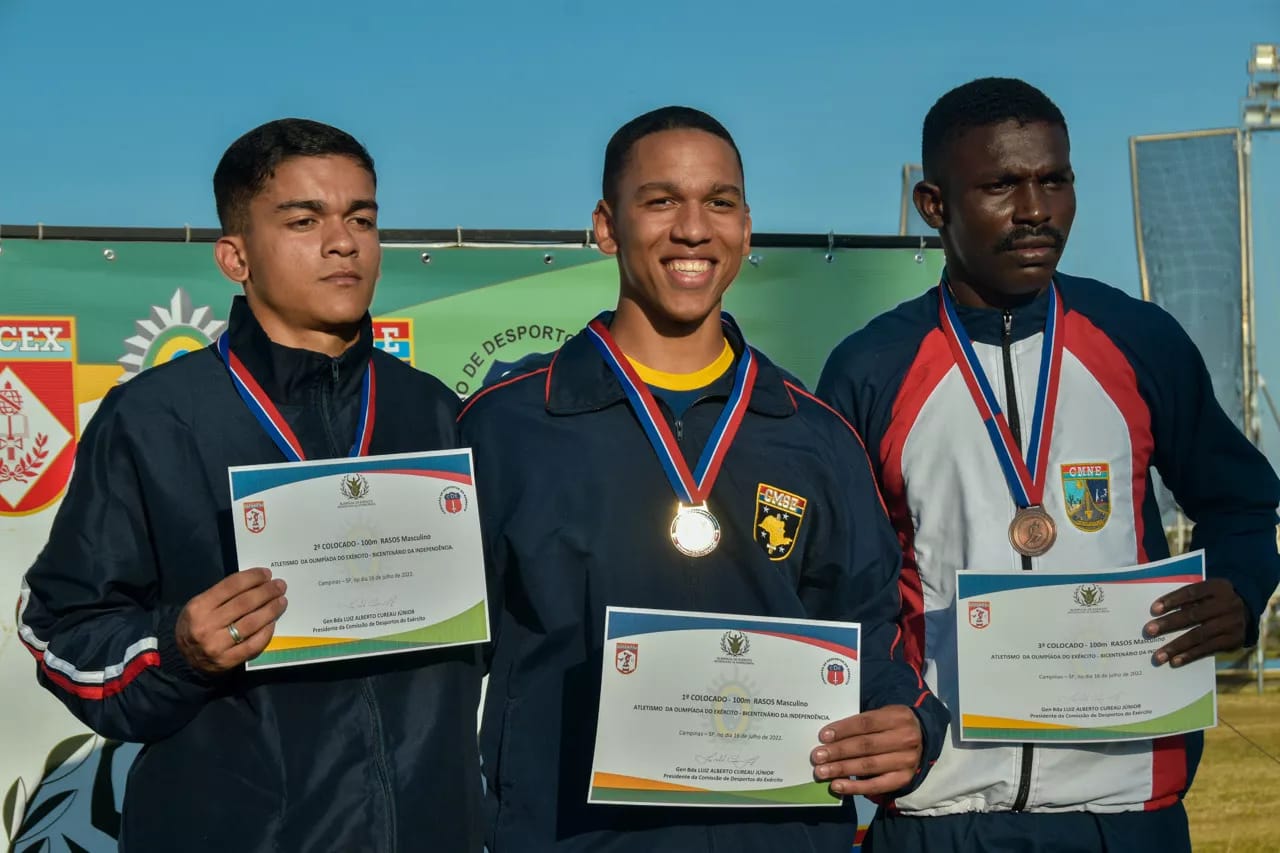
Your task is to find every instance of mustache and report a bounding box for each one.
[995,226,1067,253]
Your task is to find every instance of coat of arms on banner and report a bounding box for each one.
[615,642,638,675]
[968,600,991,629]
[118,289,225,382]
[1061,462,1111,533]
[755,483,808,561]
[243,501,267,534]
[0,318,77,515]
[372,318,414,365]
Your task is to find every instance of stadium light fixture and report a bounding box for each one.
[1243,103,1270,127]
[1250,80,1280,101]
[1249,43,1278,74]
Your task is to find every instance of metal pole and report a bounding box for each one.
[1242,130,1260,445]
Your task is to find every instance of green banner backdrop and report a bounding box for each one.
[0,236,941,850]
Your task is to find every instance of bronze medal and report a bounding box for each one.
[1008,505,1057,557]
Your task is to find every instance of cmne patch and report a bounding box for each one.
[755,483,807,561]
[1061,462,1110,533]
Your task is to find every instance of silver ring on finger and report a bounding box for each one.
[227,622,244,645]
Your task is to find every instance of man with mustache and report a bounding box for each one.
[817,78,1280,852]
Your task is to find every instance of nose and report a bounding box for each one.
[1012,183,1051,227]
[670,202,711,246]
[322,217,359,257]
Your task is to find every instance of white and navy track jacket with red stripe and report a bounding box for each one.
[816,272,1280,817]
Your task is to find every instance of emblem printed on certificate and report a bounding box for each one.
[954,551,1215,743]
[588,607,860,808]
[228,449,490,670]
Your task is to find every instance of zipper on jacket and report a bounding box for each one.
[1003,308,1036,812]
[674,419,684,442]
[322,356,353,455]
[360,680,398,852]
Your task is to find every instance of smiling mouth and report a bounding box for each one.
[667,259,713,274]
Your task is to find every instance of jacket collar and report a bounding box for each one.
[224,295,374,406]
[939,268,1053,346]
[545,311,796,417]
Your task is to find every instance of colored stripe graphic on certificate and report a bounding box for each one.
[588,773,839,807]
[960,691,1215,741]
[254,600,488,668]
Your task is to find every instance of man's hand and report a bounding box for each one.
[809,705,923,797]
[1145,578,1250,667]
[175,569,287,675]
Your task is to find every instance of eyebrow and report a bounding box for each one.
[274,199,379,215]
[633,181,743,198]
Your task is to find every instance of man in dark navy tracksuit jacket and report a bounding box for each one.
[18,120,483,852]
[460,106,948,852]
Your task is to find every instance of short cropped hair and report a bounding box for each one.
[602,106,744,205]
[213,118,376,235]
[921,78,1068,183]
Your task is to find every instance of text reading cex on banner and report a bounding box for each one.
[0,318,78,515]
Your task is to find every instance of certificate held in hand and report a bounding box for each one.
[228,449,490,670]
[588,607,861,808]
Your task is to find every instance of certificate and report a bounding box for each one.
[588,607,860,807]
[228,449,489,670]
[955,551,1215,743]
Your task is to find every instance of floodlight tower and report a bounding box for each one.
[1241,44,1280,447]
[1242,43,1280,694]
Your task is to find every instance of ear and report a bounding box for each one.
[214,236,250,286]
[741,203,753,257]
[592,200,619,257]
[913,180,946,230]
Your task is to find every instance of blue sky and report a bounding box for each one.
[2,0,1278,446]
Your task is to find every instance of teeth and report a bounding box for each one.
[669,260,711,273]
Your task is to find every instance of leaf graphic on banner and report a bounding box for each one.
[3,775,27,841]
[40,735,93,785]
[64,836,92,853]
[14,789,75,843]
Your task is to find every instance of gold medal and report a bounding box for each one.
[1008,505,1057,557]
[670,504,721,557]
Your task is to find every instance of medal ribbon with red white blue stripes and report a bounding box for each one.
[937,282,1063,509]
[216,333,376,461]
[585,313,756,505]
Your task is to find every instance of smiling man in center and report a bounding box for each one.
[458,105,948,852]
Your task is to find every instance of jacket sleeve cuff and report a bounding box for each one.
[1242,596,1262,649]
[154,605,219,688]
[897,700,944,797]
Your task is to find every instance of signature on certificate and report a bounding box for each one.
[347,595,400,613]
[695,752,761,768]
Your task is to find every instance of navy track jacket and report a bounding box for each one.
[817,274,1280,816]
[459,314,949,852]
[19,297,484,852]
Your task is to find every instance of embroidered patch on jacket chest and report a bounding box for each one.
[755,483,808,560]
[1061,462,1111,532]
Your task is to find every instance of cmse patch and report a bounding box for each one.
[755,483,807,561]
